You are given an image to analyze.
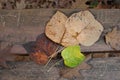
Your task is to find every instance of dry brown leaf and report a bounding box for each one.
[105,27,120,50]
[57,0,75,8]
[30,51,48,64]
[45,10,103,47]
[61,30,79,47]
[95,2,109,9]
[63,10,103,47]
[77,20,103,46]
[60,62,91,79]
[30,33,59,64]
[45,11,67,43]
[16,0,26,9]
[71,0,88,9]
[65,10,95,37]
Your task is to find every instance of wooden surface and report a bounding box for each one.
[0,9,120,52]
[1,57,120,80]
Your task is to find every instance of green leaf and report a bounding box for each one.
[61,45,85,68]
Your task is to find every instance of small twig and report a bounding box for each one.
[47,59,63,72]
[44,47,65,68]
[44,47,59,68]
[44,55,53,68]
[50,47,65,58]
